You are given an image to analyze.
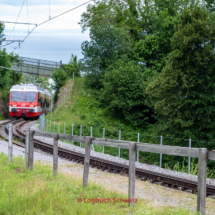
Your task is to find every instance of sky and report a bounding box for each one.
[0,0,92,62]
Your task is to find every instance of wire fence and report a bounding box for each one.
[39,118,215,175]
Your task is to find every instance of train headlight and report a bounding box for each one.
[30,105,34,107]
[12,105,16,107]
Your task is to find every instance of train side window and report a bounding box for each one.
[38,92,41,102]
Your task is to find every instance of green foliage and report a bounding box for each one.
[0,22,4,45]
[172,158,198,175]
[0,24,25,117]
[0,50,24,109]
[0,114,4,120]
[81,22,131,89]
[134,11,179,78]
[100,60,154,127]
[63,54,83,78]
[147,6,215,141]
[45,78,152,159]
[52,68,67,102]
[28,76,51,92]
[0,49,12,89]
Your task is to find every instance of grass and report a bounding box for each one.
[0,153,194,215]
[0,114,4,120]
[43,77,215,179]
[47,77,141,134]
[45,77,155,160]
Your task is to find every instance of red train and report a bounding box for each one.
[9,83,51,119]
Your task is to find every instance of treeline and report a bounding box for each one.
[79,0,215,143]
[52,55,82,102]
[0,22,25,117]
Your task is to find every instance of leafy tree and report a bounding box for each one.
[64,54,82,78]
[134,11,179,78]
[0,22,4,46]
[81,22,131,89]
[146,6,215,141]
[0,49,12,89]
[100,60,154,127]
[0,47,24,117]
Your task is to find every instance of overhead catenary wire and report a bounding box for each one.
[0,41,15,48]
[7,0,26,40]
[38,0,92,27]
[12,0,92,52]
[0,21,37,25]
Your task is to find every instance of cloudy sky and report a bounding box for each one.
[0,0,92,62]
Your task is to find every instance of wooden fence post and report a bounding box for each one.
[25,128,30,169]
[8,123,13,162]
[197,148,208,215]
[53,134,59,176]
[83,136,91,187]
[29,130,35,170]
[129,142,136,206]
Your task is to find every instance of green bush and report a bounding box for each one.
[100,60,154,128]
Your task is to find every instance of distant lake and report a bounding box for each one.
[5,32,90,64]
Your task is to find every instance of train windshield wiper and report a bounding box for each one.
[29,98,36,104]
[11,96,17,104]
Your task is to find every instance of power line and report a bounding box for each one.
[0,41,15,48]
[1,40,24,42]
[12,0,92,52]
[0,40,24,48]
[8,0,26,40]
[12,25,37,52]
[0,21,37,25]
[38,0,92,27]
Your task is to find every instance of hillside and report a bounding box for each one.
[41,78,215,179]
[45,77,155,161]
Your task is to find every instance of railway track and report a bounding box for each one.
[1,119,215,198]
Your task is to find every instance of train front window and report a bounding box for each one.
[11,91,36,102]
